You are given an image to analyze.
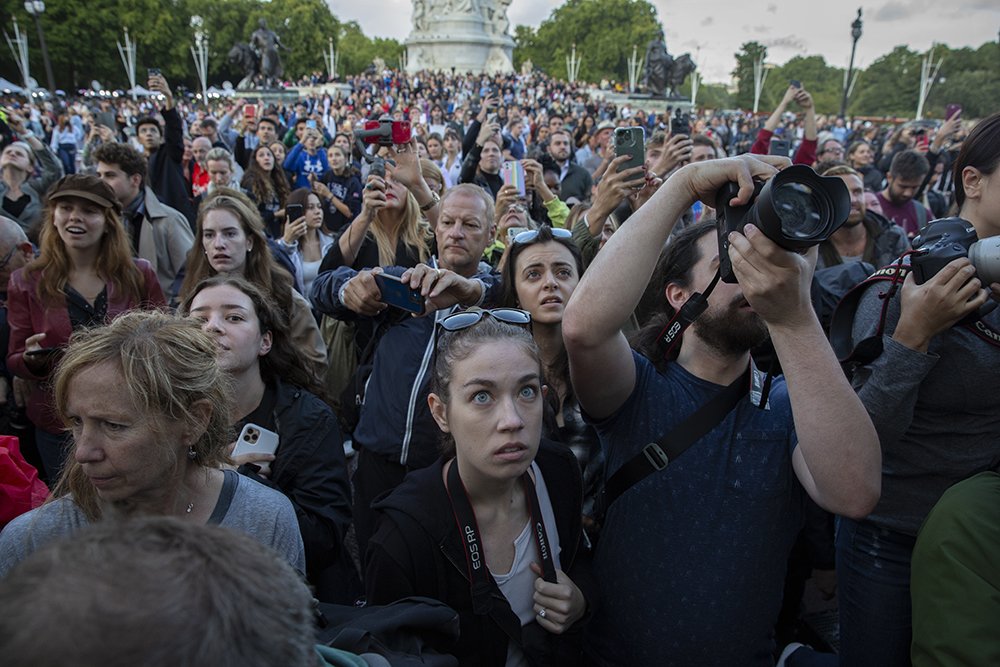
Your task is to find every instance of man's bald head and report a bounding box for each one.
[0,216,33,289]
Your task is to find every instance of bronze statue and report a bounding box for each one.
[250,19,286,89]
[642,34,673,98]
[642,33,696,99]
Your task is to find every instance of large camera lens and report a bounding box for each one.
[772,182,825,241]
[969,236,1000,285]
[752,165,851,250]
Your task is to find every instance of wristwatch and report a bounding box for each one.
[419,191,441,213]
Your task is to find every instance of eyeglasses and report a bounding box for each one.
[512,227,573,245]
[438,308,532,332]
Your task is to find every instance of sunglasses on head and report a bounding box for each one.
[512,227,573,246]
[438,308,532,332]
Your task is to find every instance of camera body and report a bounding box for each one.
[355,117,412,146]
[910,218,978,284]
[910,217,1000,321]
[670,109,690,137]
[715,165,850,283]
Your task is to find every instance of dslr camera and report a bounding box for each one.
[910,217,1000,320]
[354,115,412,146]
[715,165,851,283]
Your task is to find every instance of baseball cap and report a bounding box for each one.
[47,174,120,212]
[595,120,616,132]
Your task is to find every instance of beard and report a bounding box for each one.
[692,294,770,356]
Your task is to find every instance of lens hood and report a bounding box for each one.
[752,165,851,250]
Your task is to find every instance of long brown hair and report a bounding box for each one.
[240,145,290,208]
[26,197,144,306]
[180,275,326,401]
[179,188,293,313]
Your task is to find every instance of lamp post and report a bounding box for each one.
[566,43,581,84]
[117,26,137,101]
[23,0,55,92]
[840,8,863,118]
[752,53,772,114]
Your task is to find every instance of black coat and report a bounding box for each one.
[237,379,356,601]
[365,440,592,667]
[147,107,197,228]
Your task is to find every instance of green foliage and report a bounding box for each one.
[0,0,399,90]
[731,41,767,110]
[513,0,662,82]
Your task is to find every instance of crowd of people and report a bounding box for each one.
[0,65,997,667]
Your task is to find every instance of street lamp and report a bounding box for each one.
[840,8,863,118]
[23,0,55,93]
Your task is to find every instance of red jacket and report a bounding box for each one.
[6,259,166,433]
[750,128,818,166]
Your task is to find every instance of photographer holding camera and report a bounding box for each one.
[833,112,1000,667]
[563,154,880,666]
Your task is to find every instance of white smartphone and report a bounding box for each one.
[507,226,531,243]
[232,423,279,475]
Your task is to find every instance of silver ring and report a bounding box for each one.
[538,608,547,619]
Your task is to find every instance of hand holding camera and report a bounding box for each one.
[893,259,989,353]
[361,174,388,218]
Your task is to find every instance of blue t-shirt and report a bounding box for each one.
[586,352,805,666]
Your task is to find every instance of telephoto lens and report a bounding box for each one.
[969,235,1000,286]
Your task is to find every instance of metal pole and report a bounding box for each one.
[752,53,765,114]
[915,48,943,120]
[840,8,863,117]
[117,27,137,101]
[4,19,31,92]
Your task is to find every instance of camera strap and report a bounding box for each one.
[656,269,722,359]
[601,365,750,513]
[444,460,558,615]
[830,257,1000,367]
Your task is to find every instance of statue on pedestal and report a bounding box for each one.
[229,19,288,89]
[641,32,697,99]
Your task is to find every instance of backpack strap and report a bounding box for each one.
[829,259,911,365]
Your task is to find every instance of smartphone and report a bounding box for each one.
[232,423,280,475]
[243,104,256,120]
[501,161,526,197]
[147,67,161,78]
[374,273,425,314]
[945,104,962,121]
[768,137,791,156]
[789,79,802,89]
[306,119,317,130]
[507,226,531,243]
[285,203,304,223]
[614,127,645,184]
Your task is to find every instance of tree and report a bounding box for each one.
[731,41,767,110]
[513,0,662,82]
[258,0,339,79]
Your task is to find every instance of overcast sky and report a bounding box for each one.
[326,0,1000,83]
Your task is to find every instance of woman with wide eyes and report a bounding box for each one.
[365,310,590,667]
[6,175,165,483]
[276,188,337,297]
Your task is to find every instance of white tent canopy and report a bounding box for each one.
[0,78,26,94]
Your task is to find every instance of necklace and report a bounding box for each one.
[185,501,194,514]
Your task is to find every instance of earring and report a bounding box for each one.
[187,445,197,461]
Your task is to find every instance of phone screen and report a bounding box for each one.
[306,119,317,130]
[285,204,304,222]
[243,104,256,120]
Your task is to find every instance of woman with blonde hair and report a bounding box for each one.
[6,175,165,482]
[0,310,305,576]
[179,188,326,375]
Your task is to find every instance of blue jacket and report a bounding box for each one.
[284,143,330,190]
[310,261,500,468]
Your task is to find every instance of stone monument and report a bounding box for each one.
[640,31,696,99]
[405,0,515,74]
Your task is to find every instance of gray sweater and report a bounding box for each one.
[0,470,305,577]
[850,283,1000,535]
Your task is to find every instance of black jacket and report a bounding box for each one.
[147,107,197,227]
[237,379,355,601]
[365,440,591,667]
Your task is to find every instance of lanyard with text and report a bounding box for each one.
[445,460,558,615]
